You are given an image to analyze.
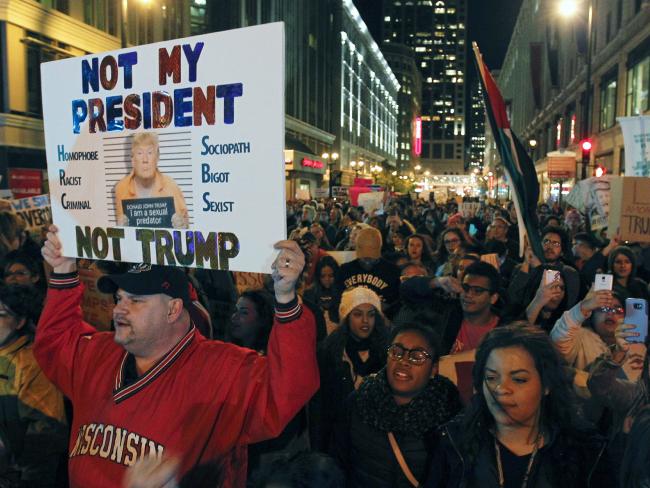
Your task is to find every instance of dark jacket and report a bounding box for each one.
[425,417,611,488]
[333,371,461,488]
[337,258,401,318]
[310,327,387,452]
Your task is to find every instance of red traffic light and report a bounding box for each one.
[594,165,606,177]
[581,139,592,152]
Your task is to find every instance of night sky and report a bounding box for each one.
[353,0,523,70]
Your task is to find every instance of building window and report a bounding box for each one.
[84,0,117,35]
[626,52,649,116]
[26,34,71,116]
[599,73,617,130]
[37,0,69,14]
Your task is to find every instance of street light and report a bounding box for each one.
[120,0,153,48]
[558,0,594,179]
[322,152,339,198]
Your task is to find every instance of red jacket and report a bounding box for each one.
[34,273,319,487]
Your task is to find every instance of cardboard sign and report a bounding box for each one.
[41,23,286,273]
[566,176,612,231]
[313,188,329,199]
[10,194,52,238]
[618,116,650,176]
[608,176,650,242]
[332,186,349,198]
[547,155,576,179]
[122,197,174,228]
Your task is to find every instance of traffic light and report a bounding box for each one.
[580,139,592,179]
[594,164,607,178]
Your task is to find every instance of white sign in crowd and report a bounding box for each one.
[41,23,286,273]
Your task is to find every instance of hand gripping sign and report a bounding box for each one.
[41,23,286,273]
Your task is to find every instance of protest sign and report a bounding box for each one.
[326,251,356,265]
[332,186,349,198]
[618,116,650,176]
[608,176,650,243]
[461,202,480,217]
[313,188,329,199]
[41,23,286,273]
[357,191,384,215]
[565,176,613,231]
[10,194,52,238]
[8,169,43,198]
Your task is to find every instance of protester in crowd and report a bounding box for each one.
[572,232,622,296]
[454,254,480,283]
[312,287,388,452]
[588,321,650,471]
[619,406,650,488]
[383,210,416,253]
[390,229,408,254]
[405,234,436,274]
[608,246,650,301]
[483,240,518,288]
[486,216,519,260]
[114,132,189,229]
[303,255,341,334]
[542,214,562,228]
[337,227,401,318]
[550,288,620,371]
[507,225,581,308]
[326,207,343,246]
[36,226,318,486]
[335,222,368,252]
[301,204,316,224]
[0,212,28,263]
[522,266,570,333]
[401,261,500,354]
[333,323,461,487]
[310,222,334,251]
[427,323,611,488]
[229,289,274,353]
[300,232,328,287]
[564,208,585,240]
[0,284,68,487]
[416,209,442,244]
[2,249,46,293]
[434,228,466,277]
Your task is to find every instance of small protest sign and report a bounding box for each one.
[608,176,650,243]
[10,194,52,238]
[41,23,286,273]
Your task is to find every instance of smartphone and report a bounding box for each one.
[469,223,478,237]
[624,298,648,344]
[594,273,614,291]
[544,269,560,285]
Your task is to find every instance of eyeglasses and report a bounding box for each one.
[598,306,624,315]
[444,238,461,245]
[461,283,491,295]
[387,343,432,365]
[542,239,562,248]
[4,270,31,277]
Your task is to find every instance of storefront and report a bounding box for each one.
[536,151,576,203]
[283,150,326,200]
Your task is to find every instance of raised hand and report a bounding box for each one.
[271,240,306,304]
[41,225,76,274]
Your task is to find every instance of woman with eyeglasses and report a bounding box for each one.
[434,228,466,277]
[427,323,612,488]
[332,323,461,488]
[311,287,389,452]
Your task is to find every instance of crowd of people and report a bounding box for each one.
[0,193,650,487]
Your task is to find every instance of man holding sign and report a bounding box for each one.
[35,225,318,487]
[114,132,189,229]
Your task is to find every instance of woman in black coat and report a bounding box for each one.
[332,323,461,487]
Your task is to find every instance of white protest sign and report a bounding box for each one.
[357,191,384,215]
[618,116,650,176]
[41,23,286,273]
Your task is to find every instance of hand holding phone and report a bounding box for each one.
[594,273,614,291]
[544,269,560,286]
[624,298,648,344]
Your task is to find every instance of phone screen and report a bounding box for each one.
[469,224,478,236]
[625,298,648,344]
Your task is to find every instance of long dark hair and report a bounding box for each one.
[405,233,435,268]
[238,289,274,353]
[620,405,650,488]
[435,228,465,266]
[462,323,577,465]
[608,246,638,280]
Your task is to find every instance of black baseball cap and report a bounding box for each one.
[97,263,190,307]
